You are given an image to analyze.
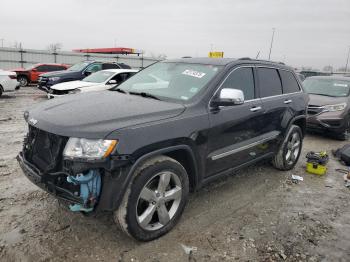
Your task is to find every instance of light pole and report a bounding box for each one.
[345,46,350,73]
[0,39,4,48]
[268,28,276,60]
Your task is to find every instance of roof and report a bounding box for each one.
[101,69,139,73]
[307,75,350,81]
[164,57,292,69]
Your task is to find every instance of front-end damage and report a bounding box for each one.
[17,124,133,213]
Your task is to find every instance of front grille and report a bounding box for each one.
[24,125,68,173]
[307,105,324,115]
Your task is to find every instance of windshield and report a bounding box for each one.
[303,78,350,97]
[68,62,90,71]
[83,70,114,83]
[115,62,222,102]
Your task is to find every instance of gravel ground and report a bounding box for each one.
[0,87,349,262]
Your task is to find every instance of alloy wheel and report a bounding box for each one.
[136,171,182,231]
[285,132,301,165]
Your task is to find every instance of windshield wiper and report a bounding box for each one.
[129,91,161,100]
[111,88,127,94]
[308,93,336,97]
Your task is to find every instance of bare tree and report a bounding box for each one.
[47,43,63,52]
[148,51,167,60]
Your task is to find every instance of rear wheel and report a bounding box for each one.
[18,76,28,87]
[0,85,3,97]
[115,156,189,241]
[272,125,303,171]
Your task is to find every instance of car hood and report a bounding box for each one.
[26,91,185,139]
[11,68,27,72]
[51,81,97,91]
[308,94,348,106]
[40,70,79,78]
[79,84,109,93]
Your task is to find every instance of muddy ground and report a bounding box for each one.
[0,87,349,262]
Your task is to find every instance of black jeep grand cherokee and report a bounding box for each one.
[17,58,308,241]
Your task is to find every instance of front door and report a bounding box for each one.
[206,66,267,177]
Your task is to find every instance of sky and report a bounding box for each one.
[0,0,350,69]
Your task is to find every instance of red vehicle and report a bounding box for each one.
[12,63,69,87]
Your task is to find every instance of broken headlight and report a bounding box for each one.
[63,138,118,160]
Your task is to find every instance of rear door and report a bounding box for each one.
[206,66,266,177]
[256,67,289,144]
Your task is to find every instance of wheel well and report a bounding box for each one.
[17,74,28,80]
[164,149,197,191]
[293,118,306,137]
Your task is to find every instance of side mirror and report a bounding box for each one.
[211,88,244,107]
[84,71,92,76]
[32,68,37,72]
[107,79,117,85]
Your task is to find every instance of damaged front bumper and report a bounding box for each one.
[17,152,133,212]
[17,152,84,205]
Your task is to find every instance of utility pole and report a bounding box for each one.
[0,39,4,48]
[114,38,117,48]
[345,46,350,72]
[268,28,276,60]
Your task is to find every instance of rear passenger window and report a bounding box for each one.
[257,68,282,97]
[221,67,255,100]
[279,70,300,93]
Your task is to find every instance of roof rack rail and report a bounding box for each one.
[239,57,286,65]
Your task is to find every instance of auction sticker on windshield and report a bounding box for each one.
[334,83,348,87]
[182,69,206,78]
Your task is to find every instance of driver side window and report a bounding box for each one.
[220,67,255,100]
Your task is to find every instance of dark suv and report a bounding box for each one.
[17,58,307,241]
[38,61,131,92]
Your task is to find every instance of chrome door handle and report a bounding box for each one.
[284,99,292,104]
[250,106,262,112]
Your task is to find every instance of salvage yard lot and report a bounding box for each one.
[0,88,349,261]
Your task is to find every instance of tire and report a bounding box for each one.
[335,119,350,141]
[272,125,303,171]
[114,155,189,241]
[18,76,28,87]
[0,85,3,97]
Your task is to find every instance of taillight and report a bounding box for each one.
[9,75,17,79]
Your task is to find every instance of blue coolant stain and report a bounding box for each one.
[66,169,101,212]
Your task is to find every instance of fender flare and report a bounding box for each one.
[100,144,199,211]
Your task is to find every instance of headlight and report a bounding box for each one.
[63,138,118,160]
[68,89,81,94]
[49,77,60,81]
[323,103,347,112]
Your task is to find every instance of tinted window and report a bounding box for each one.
[36,65,47,72]
[220,67,255,100]
[257,68,282,97]
[102,63,120,70]
[279,70,300,93]
[86,63,102,73]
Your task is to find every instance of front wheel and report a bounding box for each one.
[114,156,189,241]
[272,125,303,171]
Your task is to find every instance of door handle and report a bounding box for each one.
[250,106,262,112]
[284,99,292,104]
